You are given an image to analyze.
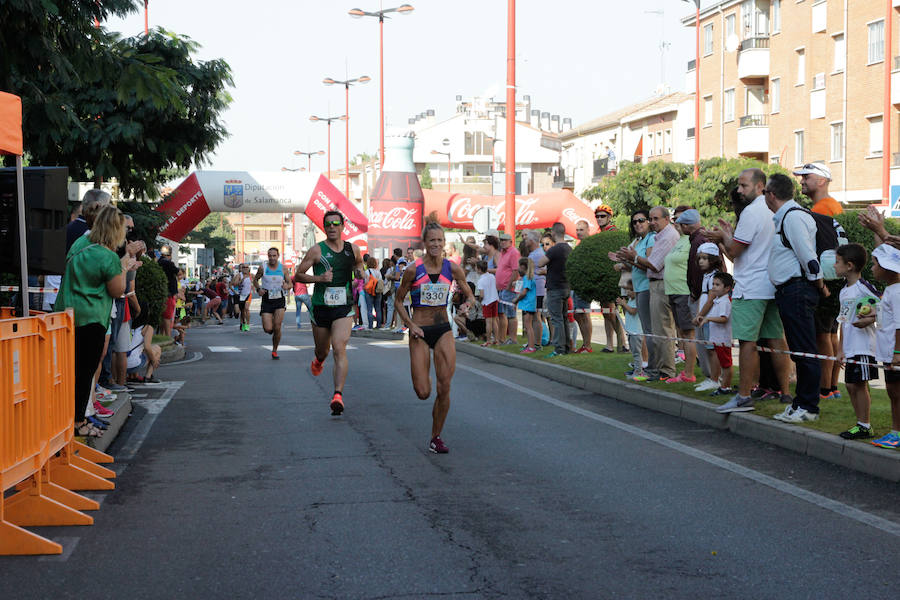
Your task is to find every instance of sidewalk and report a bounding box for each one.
[456,340,900,483]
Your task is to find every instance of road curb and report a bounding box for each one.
[82,391,132,454]
[456,341,900,482]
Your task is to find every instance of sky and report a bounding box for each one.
[105,0,708,174]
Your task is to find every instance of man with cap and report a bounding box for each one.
[794,161,842,217]
[765,173,827,423]
[677,208,713,381]
[794,160,843,401]
[495,231,521,344]
[594,205,617,232]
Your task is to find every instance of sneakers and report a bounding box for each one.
[271,351,279,360]
[455,335,468,341]
[872,431,900,449]
[773,406,819,423]
[105,382,129,393]
[310,358,324,376]
[840,424,874,440]
[330,393,344,416]
[93,400,114,417]
[819,390,836,401]
[521,347,536,354]
[547,351,564,358]
[240,323,249,332]
[575,346,593,354]
[716,394,755,413]
[778,393,794,405]
[710,387,734,396]
[428,436,449,454]
[501,339,516,346]
[665,371,697,384]
[751,387,776,400]
[632,374,661,382]
[695,379,719,392]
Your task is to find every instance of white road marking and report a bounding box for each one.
[459,364,900,539]
[207,346,242,352]
[368,341,407,348]
[260,345,310,351]
[117,381,184,460]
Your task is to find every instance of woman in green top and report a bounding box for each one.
[55,205,137,438]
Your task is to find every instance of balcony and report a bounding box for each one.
[737,114,769,155]
[552,174,574,189]
[738,37,770,79]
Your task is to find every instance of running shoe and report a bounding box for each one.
[501,339,516,346]
[695,379,719,392]
[600,347,613,353]
[310,358,324,376]
[709,387,734,396]
[521,347,536,354]
[774,406,819,423]
[546,351,564,358]
[872,431,900,449]
[840,424,873,440]
[330,393,344,416]
[576,346,593,354]
[716,394,755,413]
[428,436,449,454]
[750,387,774,400]
[455,335,468,341]
[93,400,114,417]
[665,371,696,384]
[271,351,279,360]
[831,388,842,399]
[819,390,835,400]
[87,415,109,430]
[632,374,661,382]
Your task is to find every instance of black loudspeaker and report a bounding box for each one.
[0,167,69,275]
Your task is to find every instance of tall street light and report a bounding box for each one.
[505,0,516,239]
[293,149,326,172]
[683,0,700,180]
[310,114,347,180]
[431,148,451,192]
[348,4,414,168]
[324,75,371,201]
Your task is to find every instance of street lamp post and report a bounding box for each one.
[505,0,516,239]
[684,0,700,180]
[431,149,451,192]
[310,115,347,180]
[293,149,326,172]
[348,4,414,169]
[324,75,371,201]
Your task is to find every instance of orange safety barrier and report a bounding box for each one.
[1,310,116,555]
[0,308,45,319]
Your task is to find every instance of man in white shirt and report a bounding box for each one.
[764,173,826,422]
[705,169,791,413]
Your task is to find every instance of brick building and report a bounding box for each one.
[683,0,900,205]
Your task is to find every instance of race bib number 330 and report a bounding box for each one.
[420,283,450,307]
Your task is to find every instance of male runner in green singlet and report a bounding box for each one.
[292,210,364,415]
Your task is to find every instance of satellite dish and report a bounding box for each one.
[725,34,740,52]
[472,206,500,234]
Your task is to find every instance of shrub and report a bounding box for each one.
[835,211,900,293]
[135,256,168,330]
[566,231,631,304]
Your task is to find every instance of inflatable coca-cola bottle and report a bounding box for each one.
[367,134,424,254]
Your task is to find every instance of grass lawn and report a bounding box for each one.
[472,335,896,446]
[152,334,172,345]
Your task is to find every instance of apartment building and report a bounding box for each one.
[226,212,305,268]
[559,92,695,194]
[683,0,900,205]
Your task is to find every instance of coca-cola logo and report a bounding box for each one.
[447,196,540,227]
[562,208,581,223]
[369,206,420,231]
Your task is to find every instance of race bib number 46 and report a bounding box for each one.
[420,282,450,307]
[324,286,347,306]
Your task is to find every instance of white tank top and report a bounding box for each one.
[260,263,285,299]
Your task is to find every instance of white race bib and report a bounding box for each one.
[267,288,284,300]
[514,280,523,294]
[324,286,347,306]
[420,282,450,307]
[837,298,854,324]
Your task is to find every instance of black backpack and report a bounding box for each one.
[777,206,847,279]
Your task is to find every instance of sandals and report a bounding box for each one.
[75,422,103,438]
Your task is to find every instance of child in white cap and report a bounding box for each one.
[871,243,900,449]
[693,242,727,393]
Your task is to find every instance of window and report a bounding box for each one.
[726,14,736,38]
[772,0,781,33]
[245,229,260,241]
[812,72,825,90]
[464,131,493,155]
[796,49,805,85]
[704,24,714,55]
[657,131,663,155]
[869,116,884,155]
[869,20,885,64]
[794,130,804,165]
[724,88,735,121]
[831,122,844,161]
[704,95,713,126]
[811,0,827,33]
[771,78,781,113]
[269,230,279,241]
[665,129,673,153]
[833,33,845,72]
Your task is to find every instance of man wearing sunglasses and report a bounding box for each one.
[293,210,364,415]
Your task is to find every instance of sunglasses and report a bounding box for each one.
[596,213,609,219]
[632,218,648,224]
[541,241,552,246]
[324,220,343,227]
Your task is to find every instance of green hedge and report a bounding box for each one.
[135,256,168,330]
[835,211,900,293]
[566,231,631,304]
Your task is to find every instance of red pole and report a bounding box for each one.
[694,3,700,180]
[327,121,332,180]
[346,83,351,201]
[307,154,311,172]
[447,155,451,192]
[240,213,245,263]
[379,16,385,169]
[144,0,149,35]
[504,0,516,239]
[883,0,893,205]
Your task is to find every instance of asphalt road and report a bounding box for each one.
[3,311,900,599]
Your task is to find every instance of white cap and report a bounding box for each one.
[873,244,900,273]
[793,161,831,181]
[697,242,720,256]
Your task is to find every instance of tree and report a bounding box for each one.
[583,160,691,224]
[352,152,375,166]
[118,200,167,250]
[180,214,235,266]
[1,2,233,199]
[420,164,433,190]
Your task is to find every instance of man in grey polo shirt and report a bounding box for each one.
[765,173,825,422]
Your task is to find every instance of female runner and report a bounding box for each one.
[395,221,475,454]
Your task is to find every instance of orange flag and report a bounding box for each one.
[0,91,23,156]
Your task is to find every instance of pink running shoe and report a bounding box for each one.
[665,371,697,384]
[521,347,536,354]
[93,400,115,417]
[428,436,449,454]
